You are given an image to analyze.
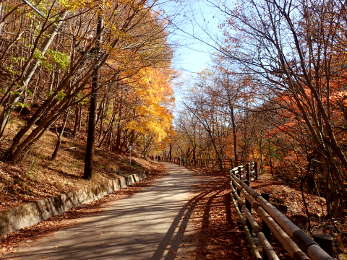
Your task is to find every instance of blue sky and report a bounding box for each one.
[158,1,225,113]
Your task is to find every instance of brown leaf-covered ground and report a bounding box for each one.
[178,167,252,260]
[251,172,327,219]
[0,164,167,257]
[182,166,345,259]
[0,116,164,212]
[251,172,346,258]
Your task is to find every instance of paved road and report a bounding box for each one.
[5,163,200,260]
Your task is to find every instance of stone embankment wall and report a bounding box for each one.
[0,172,147,238]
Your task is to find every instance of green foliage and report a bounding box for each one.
[41,60,54,71]
[33,49,45,60]
[14,101,29,109]
[73,93,89,105]
[47,50,70,69]
[56,90,67,100]
[25,89,33,97]
[33,49,70,71]
[6,65,19,76]
[37,2,49,16]
[11,56,26,64]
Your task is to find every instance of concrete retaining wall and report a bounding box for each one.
[0,172,147,238]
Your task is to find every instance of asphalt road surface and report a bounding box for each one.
[4,163,201,260]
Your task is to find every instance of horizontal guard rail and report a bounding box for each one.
[230,163,335,260]
[153,156,254,173]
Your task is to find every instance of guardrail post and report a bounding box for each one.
[237,166,241,179]
[245,164,250,185]
[236,183,241,196]
[245,164,252,213]
[313,234,335,257]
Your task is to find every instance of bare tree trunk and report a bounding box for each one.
[72,105,81,138]
[230,105,238,162]
[114,104,123,152]
[0,3,4,34]
[169,143,172,161]
[51,110,69,160]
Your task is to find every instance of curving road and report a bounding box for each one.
[4,163,201,260]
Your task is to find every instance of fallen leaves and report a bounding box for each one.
[0,164,166,258]
[180,167,252,260]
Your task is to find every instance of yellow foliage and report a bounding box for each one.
[124,67,175,142]
[59,0,94,10]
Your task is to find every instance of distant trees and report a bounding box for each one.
[170,69,256,169]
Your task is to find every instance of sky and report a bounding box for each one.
[158,1,226,113]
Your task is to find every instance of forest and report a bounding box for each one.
[0,0,174,169]
[0,0,345,258]
[165,0,346,218]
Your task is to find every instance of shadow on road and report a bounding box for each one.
[3,164,252,260]
[150,166,251,260]
[150,191,209,260]
[188,167,252,260]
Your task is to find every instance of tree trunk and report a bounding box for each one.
[72,105,81,138]
[0,11,68,138]
[230,105,238,163]
[0,3,4,34]
[51,110,69,160]
[83,14,103,180]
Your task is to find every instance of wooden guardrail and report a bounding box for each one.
[231,161,258,182]
[152,156,243,170]
[152,156,335,259]
[229,163,335,260]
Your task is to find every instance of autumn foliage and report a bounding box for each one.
[166,0,346,218]
[0,0,175,161]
